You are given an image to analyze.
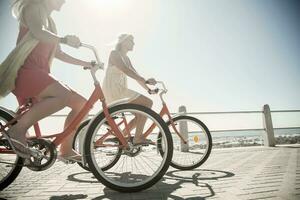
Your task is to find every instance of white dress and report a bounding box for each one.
[102,53,140,104]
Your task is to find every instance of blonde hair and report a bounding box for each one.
[115,34,133,51]
[11,0,44,24]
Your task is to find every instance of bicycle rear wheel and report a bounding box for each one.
[73,119,91,171]
[162,115,212,170]
[73,119,122,171]
[84,104,173,192]
[0,109,24,191]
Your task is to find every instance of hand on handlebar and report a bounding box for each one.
[148,88,159,95]
[83,60,104,70]
[82,61,93,70]
[145,78,157,85]
[61,35,81,48]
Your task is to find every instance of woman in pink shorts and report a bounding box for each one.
[4,0,92,161]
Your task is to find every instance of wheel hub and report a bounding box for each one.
[123,142,142,157]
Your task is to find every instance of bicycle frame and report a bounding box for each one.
[0,44,129,155]
[133,100,188,144]
[91,81,188,145]
[139,81,187,143]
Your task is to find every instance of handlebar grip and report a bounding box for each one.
[148,88,159,95]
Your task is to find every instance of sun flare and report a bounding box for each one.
[89,0,132,9]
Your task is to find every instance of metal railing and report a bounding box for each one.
[175,110,300,131]
[49,105,300,147]
[178,105,300,147]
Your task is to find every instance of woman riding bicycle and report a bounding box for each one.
[0,0,92,161]
[102,34,157,145]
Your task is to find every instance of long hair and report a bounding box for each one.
[115,34,133,51]
[11,0,43,23]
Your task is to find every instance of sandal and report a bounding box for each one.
[105,136,133,143]
[133,138,155,146]
[105,137,120,143]
[1,130,36,159]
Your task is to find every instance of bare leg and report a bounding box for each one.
[123,117,137,138]
[8,82,86,157]
[129,95,153,143]
[59,91,86,157]
[9,83,71,144]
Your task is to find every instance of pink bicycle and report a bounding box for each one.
[0,44,173,192]
[74,81,212,171]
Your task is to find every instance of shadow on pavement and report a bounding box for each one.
[67,171,98,183]
[63,168,234,200]
[49,194,88,200]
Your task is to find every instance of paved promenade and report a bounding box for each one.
[0,145,299,200]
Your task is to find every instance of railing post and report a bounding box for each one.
[263,104,276,147]
[179,105,189,152]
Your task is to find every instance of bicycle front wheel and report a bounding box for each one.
[84,104,173,192]
[161,115,212,170]
[0,109,24,191]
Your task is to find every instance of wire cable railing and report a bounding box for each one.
[48,106,300,147]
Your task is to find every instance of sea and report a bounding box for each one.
[211,128,300,147]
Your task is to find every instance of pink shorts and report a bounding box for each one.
[12,67,58,105]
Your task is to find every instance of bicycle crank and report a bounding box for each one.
[26,138,57,171]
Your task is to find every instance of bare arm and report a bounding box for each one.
[111,51,145,82]
[126,62,150,91]
[110,51,150,91]
[23,4,61,44]
[55,45,91,67]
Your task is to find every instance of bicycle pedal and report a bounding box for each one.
[23,158,31,166]
[29,148,43,159]
[134,142,155,147]
[65,160,76,164]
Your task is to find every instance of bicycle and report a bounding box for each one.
[74,81,212,171]
[152,81,212,170]
[0,44,173,192]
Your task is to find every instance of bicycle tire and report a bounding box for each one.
[73,119,122,171]
[72,119,90,171]
[0,110,24,191]
[84,104,173,192]
[158,115,212,170]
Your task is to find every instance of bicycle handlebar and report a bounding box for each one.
[156,81,167,92]
[146,80,168,95]
[80,43,105,70]
[148,88,159,95]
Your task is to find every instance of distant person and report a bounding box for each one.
[102,34,157,145]
[0,0,92,161]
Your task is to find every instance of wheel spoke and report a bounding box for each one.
[0,112,23,190]
[167,116,212,170]
[84,104,172,192]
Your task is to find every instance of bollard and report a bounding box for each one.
[263,104,276,147]
[179,106,189,152]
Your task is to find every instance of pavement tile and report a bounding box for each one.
[0,145,299,200]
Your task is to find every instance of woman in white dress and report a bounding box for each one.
[102,34,157,145]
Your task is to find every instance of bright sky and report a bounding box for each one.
[0,0,300,131]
